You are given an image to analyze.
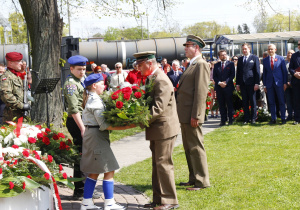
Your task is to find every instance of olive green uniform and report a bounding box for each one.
[0,70,24,122]
[63,73,85,194]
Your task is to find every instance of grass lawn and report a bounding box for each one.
[114,122,300,209]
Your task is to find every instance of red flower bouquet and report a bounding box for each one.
[102,85,152,127]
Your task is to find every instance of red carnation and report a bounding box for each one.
[35,125,42,130]
[28,137,36,144]
[27,175,32,179]
[48,155,53,163]
[114,90,122,94]
[206,101,211,105]
[111,93,119,100]
[123,93,131,101]
[22,150,30,157]
[59,164,63,171]
[62,172,68,179]
[53,134,59,140]
[22,182,26,190]
[59,141,66,150]
[9,181,14,189]
[58,133,65,138]
[142,90,145,94]
[12,145,19,149]
[116,101,124,109]
[32,150,38,155]
[132,86,139,92]
[45,128,51,133]
[121,87,132,95]
[66,145,70,151]
[13,159,18,165]
[67,139,72,145]
[42,136,50,145]
[0,168,2,174]
[44,173,50,180]
[35,154,40,160]
[37,133,43,140]
[134,92,142,99]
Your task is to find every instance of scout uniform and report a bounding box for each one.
[0,52,30,122]
[63,55,88,198]
[80,73,124,210]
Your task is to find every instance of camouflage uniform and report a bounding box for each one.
[0,69,24,122]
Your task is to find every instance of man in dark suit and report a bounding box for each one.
[263,44,287,124]
[236,43,260,124]
[213,50,235,126]
[167,59,182,99]
[289,40,300,125]
[134,51,179,210]
[177,35,210,191]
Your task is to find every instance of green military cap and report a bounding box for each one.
[133,51,156,64]
[183,35,206,48]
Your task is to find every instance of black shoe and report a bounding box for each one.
[281,120,286,125]
[219,122,226,126]
[144,202,161,208]
[269,120,276,124]
[73,191,83,200]
[286,116,293,121]
[228,121,233,125]
[293,121,299,125]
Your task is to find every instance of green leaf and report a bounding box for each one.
[18,176,41,192]
[54,177,83,190]
[117,112,129,119]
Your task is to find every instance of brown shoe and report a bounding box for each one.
[186,185,205,191]
[154,204,179,210]
[144,202,160,208]
[179,181,195,186]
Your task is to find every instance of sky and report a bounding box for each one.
[1,0,299,38]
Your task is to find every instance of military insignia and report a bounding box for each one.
[2,77,7,81]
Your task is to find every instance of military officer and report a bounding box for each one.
[63,55,87,199]
[0,52,30,123]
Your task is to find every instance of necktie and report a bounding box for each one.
[243,56,247,65]
[222,62,224,71]
[271,57,274,70]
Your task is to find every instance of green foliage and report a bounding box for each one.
[59,58,66,67]
[150,30,181,38]
[237,23,250,34]
[115,123,300,209]
[183,21,235,39]
[234,107,271,122]
[102,26,149,41]
[8,12,27,44]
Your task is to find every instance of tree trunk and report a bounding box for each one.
[19,0,63,127]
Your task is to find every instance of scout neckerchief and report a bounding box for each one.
[8,67,26,80]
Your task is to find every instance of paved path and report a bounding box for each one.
[59,117,220,209]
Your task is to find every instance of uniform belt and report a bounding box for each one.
[85,125,99,128]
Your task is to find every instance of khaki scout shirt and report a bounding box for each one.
[63,73,84,116]
[82,92,109,131]
[0,70,24,110]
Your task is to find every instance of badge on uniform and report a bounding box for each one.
[2,77,7,81]
[66,84,77,96]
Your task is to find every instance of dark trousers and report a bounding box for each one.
[267,83,286,120]
[216,86,234,123]
[292,82,300,122]
[285,86,294,119]
[241,85,257,122]
[66,117,84,193]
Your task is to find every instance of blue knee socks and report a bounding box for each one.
[83,177,97,199]
[102,180,114,199]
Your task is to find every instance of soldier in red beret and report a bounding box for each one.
[0,52,31,123]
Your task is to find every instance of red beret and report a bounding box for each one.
[5,52,23,61]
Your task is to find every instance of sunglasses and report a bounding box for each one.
[116,67,122,69]
[233,59,238,61]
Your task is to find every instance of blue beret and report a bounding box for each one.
[68,55,88,66]
[84,73,104,87]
